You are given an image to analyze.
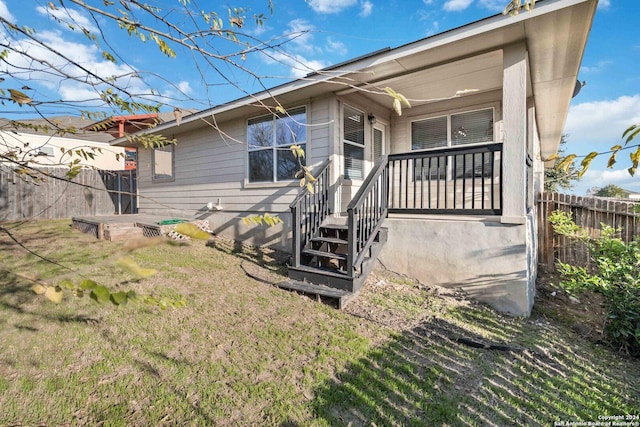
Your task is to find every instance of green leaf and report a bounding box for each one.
[59,279,75,289]
[557,154,577,173]
[392,98,402,116]
[90,285,111,303]
[80,279,98,290]
[116,257,157,278]
[102,51,117,63]
[622,124,640,144]
[306,182,314,193]
[110,291,128,305]
[578,151,598,178]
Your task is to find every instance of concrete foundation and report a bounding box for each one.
[204,210,292,252]
[378,214,536,316]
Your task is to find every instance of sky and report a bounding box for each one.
[0,0,638,195]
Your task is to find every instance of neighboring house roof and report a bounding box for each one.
[113,0,597,161]
[624,189,640,200]
[86,111,190,139]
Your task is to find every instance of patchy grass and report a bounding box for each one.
[1,219,639,426]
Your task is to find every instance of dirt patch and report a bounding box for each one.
[535,270,607,344]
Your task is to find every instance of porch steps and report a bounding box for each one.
[276,279,357,310]
[287,221,388,304]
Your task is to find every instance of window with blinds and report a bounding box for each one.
[411,107,495,181]
[373,128,384,160]
[343,105,365,180]
[451,109,494,146]
[247,106,306,183]
[412,108,494,151]
[412,116,447,151]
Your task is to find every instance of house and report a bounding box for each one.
[113,0,598,316]
[0,112,184,171]
[0,116,125,170]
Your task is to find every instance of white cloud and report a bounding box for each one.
[177,81,192,95]
[308,0,358,14]
[574,168,640,195]
[425,21,440,37]
[478,0,508,12]
[563,95,640,195]
[268,51,328,79]
[285,19,316,53]
[565,95,640,146]
[597,0,611,10]
[580,60,612,74]
[360,1,373,17]
[326,38,348,56]
[423,0,436,4]
[2,29,150,104]
[36,4,97,33]
[0,0,15,22]
[443,0,473,12]
[259,20,330,79]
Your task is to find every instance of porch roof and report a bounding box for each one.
[114,0,597,159]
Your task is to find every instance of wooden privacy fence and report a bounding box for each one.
[537,192,640,271]
[0,167,137,222]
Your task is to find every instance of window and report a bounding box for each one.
[373,127,384,160]
[411,108,495,180]
[247,106,306,183]
[412,108,494,151]
[343,105,365,180]
[152,144,174,182]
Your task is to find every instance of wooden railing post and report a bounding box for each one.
[292,203,301,267]
[289,159,332,267]
[347,206,356,276]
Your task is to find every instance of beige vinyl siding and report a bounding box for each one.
[309,97,331,161]
[137,98,333,218]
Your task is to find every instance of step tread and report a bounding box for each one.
[289,264,351,279]
[302,248,348,260]
[277,279,352,298]
[320,223,349,231]
[311,236,348,245]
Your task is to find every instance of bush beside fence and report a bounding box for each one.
[538,192,639,272]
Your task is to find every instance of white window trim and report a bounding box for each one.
[410,106,497,152]
[342,103,366,182]
[245,105,308,185]
[410,106,499,183]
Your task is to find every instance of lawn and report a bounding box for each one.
[1,219,639,426]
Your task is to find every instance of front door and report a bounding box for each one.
[339,108,388,213]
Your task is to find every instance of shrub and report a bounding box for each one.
[549,210,640,357]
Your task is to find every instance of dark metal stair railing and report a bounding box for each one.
[289,158,332,268]
[346,154,389,277]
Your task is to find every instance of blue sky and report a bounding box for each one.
[0,0,637,194]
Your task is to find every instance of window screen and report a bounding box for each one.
[451,109,493,146]
[411,116,447,150]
